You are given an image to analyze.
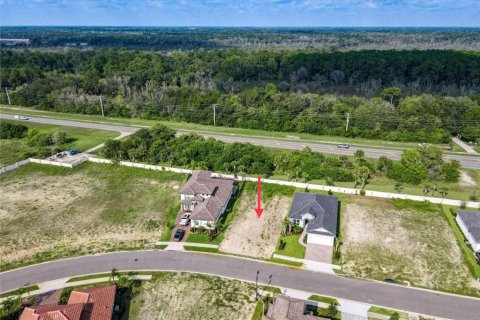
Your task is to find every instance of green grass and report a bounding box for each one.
[0,162,187,271]
[441,205,480,279]
[154,244,168,250]
[183,246,219,253]
[251,300,265,320]
[159,204,181,241]
[267,258,303,267]
[186,232,221,244]
[316,306,342,320]
[275,234,306,259]
[308,295,339,305]
[66,271,153,283]
[1,104,455,152]
[0,120,118,166]
[0,285,40,298]
[368,306,409,319]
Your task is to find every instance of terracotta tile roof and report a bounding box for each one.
[180,170,234,222]
[20,285,116,320]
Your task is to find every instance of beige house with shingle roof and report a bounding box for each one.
[180,170,235,229]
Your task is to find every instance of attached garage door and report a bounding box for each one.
[307,233,334,246]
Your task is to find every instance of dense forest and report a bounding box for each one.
[1,48,479,143]
[2,27,480,51]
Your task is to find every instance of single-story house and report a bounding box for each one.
[264,295,327,320]
[179,170,235,229]
[288,192,339,246]
[456,210,480,253]
[20,285,116,320]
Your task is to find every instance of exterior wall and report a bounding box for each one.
[307,233,334,246]
[456,215,480,252]
[289,218,304,228]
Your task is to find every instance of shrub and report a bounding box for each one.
[59,287,73,304]
[0,121,28,139]
[293,225,303,234]
[359,189,366,196]
[460,201,467,209]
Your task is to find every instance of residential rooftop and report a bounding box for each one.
[457,210,480,243]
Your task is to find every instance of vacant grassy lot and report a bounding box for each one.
[0,121,118,166]
[129,272,257,320]
[0,163,186,270]
[340,197,480,296]
[220,183,295,258]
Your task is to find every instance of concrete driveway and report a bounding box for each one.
[170,210,191,242]
[305,243,333,263]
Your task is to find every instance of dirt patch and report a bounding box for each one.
[220,194,291,258]
[0,164,185,269]
[131,272,256,320]
[340,196,479,295]
[460,171,477,187]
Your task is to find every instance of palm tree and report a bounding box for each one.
[116,275,133,288]
[439,187,449,198]
[282,217,291,235]
[109,268,120,284]
[394,183,403,193]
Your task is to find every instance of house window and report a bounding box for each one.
[293,219,301,225]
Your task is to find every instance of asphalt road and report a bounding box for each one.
[1,113,479,169]
[1,251,479,319]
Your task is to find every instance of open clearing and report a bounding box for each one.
[0,162,186,270]
[220,183,294,258]
[130,272,256,320]
[0,121,118,166]
[340,196,480,296]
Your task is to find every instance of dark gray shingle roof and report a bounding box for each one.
[457,210,480,243]
[288,192,338,236]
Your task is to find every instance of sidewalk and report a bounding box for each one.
[155,241,219,251]
[452,137,478,155]
[272,253,341,274]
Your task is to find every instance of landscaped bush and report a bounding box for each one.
[59,287,73,304]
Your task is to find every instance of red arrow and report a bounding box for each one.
[255,176,263,218]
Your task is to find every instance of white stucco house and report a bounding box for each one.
[456,210,480,253]
[179,170,235,229]
[288,192,339,247]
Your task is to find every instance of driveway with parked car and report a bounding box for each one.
[171,210,191,242]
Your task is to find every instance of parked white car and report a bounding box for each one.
[14,115,29,120]
[179,213,191,226]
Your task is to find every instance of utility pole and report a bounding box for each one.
[4,87,11,105]
[213,104,217,126]
[345,112,350,131]
[255,270,259,300]
[99,95,105,117]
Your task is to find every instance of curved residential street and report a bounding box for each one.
[1,251,480,320]
[1,113,479,169]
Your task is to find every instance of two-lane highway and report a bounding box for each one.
[1,251,480,319]
[1,113,479,169]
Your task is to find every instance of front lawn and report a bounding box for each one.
[275,234,306,259]
[368,306,409,319]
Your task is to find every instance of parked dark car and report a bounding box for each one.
[173,229,185,242]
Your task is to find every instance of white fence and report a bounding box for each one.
[1,156,479,209]
[0,159,30,174]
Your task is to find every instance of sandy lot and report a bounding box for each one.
[220,193,291,258]
[340,197,480,295]
[460,171,477,187]
[130,272,256,320]
[0,163,185,269]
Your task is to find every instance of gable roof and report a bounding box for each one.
[20,285,116,320]
[264,296,325,320]
[288,193,338,236]
[457,210,480,243]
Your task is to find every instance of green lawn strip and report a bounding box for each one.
[368,306,409,319]
[154,244,168,250]
[307,295,339,305]
[0,285,40,298]
[316,306,342,320]
[251,300,265,320]
[66,271,153,283]
[275,234,306,259]
[267,258,303,267]
[1,105,449,151]
[183,246,219,253]
[186,232,221,244]
[441,205,480,279]
[160,204,181,241]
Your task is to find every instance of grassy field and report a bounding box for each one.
[275,234,306,259]
[0,120,118,166]
[129,272,257,320]
[0,104,459,151]
[0,162,187,271]
[268,168,479,202]
[339,196,480,296]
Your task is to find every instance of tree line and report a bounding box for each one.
[1,49,479,144]
[103,124,460,187]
